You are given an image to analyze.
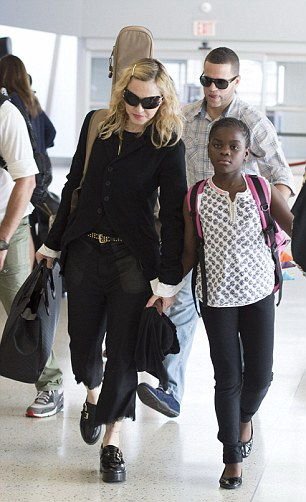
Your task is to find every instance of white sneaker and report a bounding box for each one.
[26,389,64,418]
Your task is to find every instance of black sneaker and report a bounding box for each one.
[100,445,126,483]
[26,389,64,418]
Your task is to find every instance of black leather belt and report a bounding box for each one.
[87,232,122,244]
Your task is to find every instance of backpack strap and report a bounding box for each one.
[187,179,208,313]
[186,179,207,238]
[0,93,9,106]
[246,174,277,249]
[246,174,283,305]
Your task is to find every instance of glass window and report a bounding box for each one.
[0,25,77,157]
[90,57,112,107]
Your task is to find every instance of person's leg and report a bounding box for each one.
[93,243,151,484]
[64,237,107,389]
[96,243,152,426]
[64,237,108,444]
[137,271,198,416]
[239,294,275,447]
[0,219,63,418]
[34,351,63,392]
[0,218,32,314]
[200,303,243,483]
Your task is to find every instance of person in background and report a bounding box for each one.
[0,54,63,418]
[27,72,58,250]
[182,117,293,489]
[0,56,57,249]
[137,46,296,419]
[36,58,187,482]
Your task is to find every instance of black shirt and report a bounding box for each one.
[92,130,139,236]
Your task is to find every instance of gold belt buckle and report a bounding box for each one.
[98,234,109,244]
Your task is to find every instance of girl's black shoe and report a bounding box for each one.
[100,445,126,483]
[80,401,102,445]
[241,420,253,458]
[219,468,242,490]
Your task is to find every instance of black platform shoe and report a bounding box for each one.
[241,420,253,458]
[219,468,242,490]
[100,445,126,483]
[79,401,102,445]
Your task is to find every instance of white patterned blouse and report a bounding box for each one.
[196,175,275,307]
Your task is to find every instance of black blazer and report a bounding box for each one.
[46,112,187,285]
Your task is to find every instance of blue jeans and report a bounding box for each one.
[164,272,199,403]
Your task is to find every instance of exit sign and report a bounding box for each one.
[193,20,216,36]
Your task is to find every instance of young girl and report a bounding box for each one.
[182,117,293,489]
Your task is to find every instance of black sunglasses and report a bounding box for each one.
[199,74,238,90]
[123,88,163,109]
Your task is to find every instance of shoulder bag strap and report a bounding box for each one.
[79,108,109,188]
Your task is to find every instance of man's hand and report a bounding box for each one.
[0,249,8,272]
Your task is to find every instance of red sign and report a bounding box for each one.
[193,20,216,37]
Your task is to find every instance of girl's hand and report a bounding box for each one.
[36,251,54,269]
[146,294,175,313]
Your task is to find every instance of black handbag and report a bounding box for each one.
[292,180,306,273]
[0,260,62,383]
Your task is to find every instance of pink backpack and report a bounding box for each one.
[187,175,289,306]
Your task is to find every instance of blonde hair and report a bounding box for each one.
[0,55,41,117]
[99,58,183,148]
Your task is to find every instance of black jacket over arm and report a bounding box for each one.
[45,112,187,285]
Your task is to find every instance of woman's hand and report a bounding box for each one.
[36,251,54,269]
[146,294,175,314]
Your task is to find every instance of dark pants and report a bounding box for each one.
[200,293,275,464]
[64,236,152,425]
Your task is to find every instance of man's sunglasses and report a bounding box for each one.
[123,88,163,109]
[199,74,238,90]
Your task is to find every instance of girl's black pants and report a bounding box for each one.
[200,293,275,464]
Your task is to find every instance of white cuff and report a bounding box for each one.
[150,277,185,297]
[38,244,61,259]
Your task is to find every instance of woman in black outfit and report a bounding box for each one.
[37,58,187,482]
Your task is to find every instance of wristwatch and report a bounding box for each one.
[0,239,10,250]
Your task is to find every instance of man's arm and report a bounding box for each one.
[0,175,35,270]
[245,111,295,199]
[0,175,36,242]
[274,183,291,201]
[0,101,38,270]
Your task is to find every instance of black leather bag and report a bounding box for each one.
[0,261,62,383]
[292,180,306,273]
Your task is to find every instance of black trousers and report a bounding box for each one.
[64,236,152,425]
[200,293,275,464]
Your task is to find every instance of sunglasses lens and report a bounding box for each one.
[199,75,209,87]
[215,79,228,90]
[200,75,229,89]
[142,96,162,109]
[123,89,139,106]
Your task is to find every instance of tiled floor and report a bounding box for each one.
[0,168,305,501]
